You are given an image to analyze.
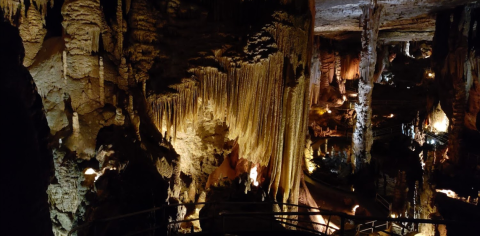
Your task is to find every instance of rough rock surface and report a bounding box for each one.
[19,4,47,67]
[352,3,382,170]
[0,22,53,236]
[314,0,475,36]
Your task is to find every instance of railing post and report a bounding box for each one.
[325,215,331,235]
[211,202,215,234]
[340,215,345,236]
[222,214,226,235]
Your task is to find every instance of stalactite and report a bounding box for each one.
[126,0,131,14]
[1,0,53,21]
[351,3,383,171]
[99,57,105,106]
[72,112,80,137]
[91,28,101,53]
[0,0,20,22]
[128,95,134,120]
[335,51,345,94]
[320,48,334,91]
[63,51,67,83]
[117,0,123,56]
[148,11,311,207]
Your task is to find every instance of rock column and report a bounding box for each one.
[351,2,382,171]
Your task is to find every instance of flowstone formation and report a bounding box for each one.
[147,1,313,209]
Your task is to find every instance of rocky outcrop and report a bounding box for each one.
[432,3,480,165]
[47,150,88,236]
[0,22,53,236]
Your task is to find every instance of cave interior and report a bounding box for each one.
[1,0,480,235]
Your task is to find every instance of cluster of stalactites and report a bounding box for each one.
[149,11,310,206]
[151,79,199,141]
[150,54,307,204]
[1,0,52,21]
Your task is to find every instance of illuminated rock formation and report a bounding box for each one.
[18,4,47,67]
[432,4,478,165]
[149,8,312,206]
[351,2,383,171]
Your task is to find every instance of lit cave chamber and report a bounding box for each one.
[1,0,480,235]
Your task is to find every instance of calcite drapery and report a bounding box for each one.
[351,3,383,171]
[149,10,312,205]
[341,53,361,80]
[320,47,335,91]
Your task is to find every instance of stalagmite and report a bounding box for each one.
[99,57,105,106]
[72,112,80,137]
[133,111,141,141]
[114,108,125,126]
[128,95,134,119]
[112,94,117,107]
[118,57,129,90]
[351,2,383,171]
[404,41,413,58]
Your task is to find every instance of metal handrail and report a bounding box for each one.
[70,201,472,236]
[424,132,448,143]
[375,193,390,210]
[68,201,335,236]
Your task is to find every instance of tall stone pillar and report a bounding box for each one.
[351,2,382,171]
[335,51,346,95]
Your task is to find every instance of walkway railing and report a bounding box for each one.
[345,124,403,139]
[69,201,471,236]
[374,193,390,211]
[424,131,448,144]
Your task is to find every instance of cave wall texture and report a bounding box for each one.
[0,21,53,236]
[1,0,314,234]
[432,3,480,165]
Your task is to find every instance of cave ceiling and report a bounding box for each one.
[314,0,476,41]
